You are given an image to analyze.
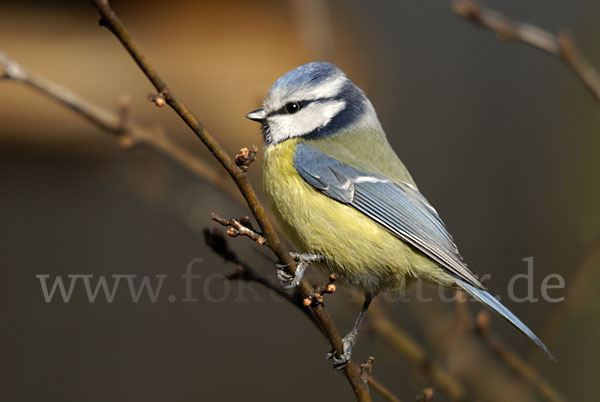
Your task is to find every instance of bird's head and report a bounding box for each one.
[246,62,379,145]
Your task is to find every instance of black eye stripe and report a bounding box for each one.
[266,95,348,118]
[268,100,313,117]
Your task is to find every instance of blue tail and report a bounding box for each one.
[455,278,556,361]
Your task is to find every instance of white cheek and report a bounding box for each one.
[268,100,345,143]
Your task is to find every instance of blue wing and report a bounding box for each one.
[294,143,555,360]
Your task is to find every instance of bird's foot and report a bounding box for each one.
[326,330,358,370]
[276,264,298,289]
[277,252,323,289]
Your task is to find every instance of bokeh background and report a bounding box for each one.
[1,0,599,401]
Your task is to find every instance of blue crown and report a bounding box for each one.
[270,62,343,93]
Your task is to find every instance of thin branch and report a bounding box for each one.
[0,50,235,198]
[361,356,402,402]
[88,1,370,399]
[368,303,467,402]
[367,377,402,402]
[455,294,566,402]
[452,0,600,100]
[475,312,566,402]
[211,213,267,246]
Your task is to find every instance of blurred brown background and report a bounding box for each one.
[1,0,599,401]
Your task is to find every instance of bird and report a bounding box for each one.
[245,61,554,368]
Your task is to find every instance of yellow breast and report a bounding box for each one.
[262,139,452,294]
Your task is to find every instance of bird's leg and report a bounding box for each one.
[327,294,374,370]
[276,252,324,289]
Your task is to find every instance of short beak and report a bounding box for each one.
[245,108,266,122]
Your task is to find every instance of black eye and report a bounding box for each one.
[285,101,301,114]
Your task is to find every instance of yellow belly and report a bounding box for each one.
[263,138,454,295]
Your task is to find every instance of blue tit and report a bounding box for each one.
[246,62,554,367]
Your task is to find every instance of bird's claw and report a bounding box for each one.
[277,252,323,289]
[326,331,357,370]
[276,264,299,289]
